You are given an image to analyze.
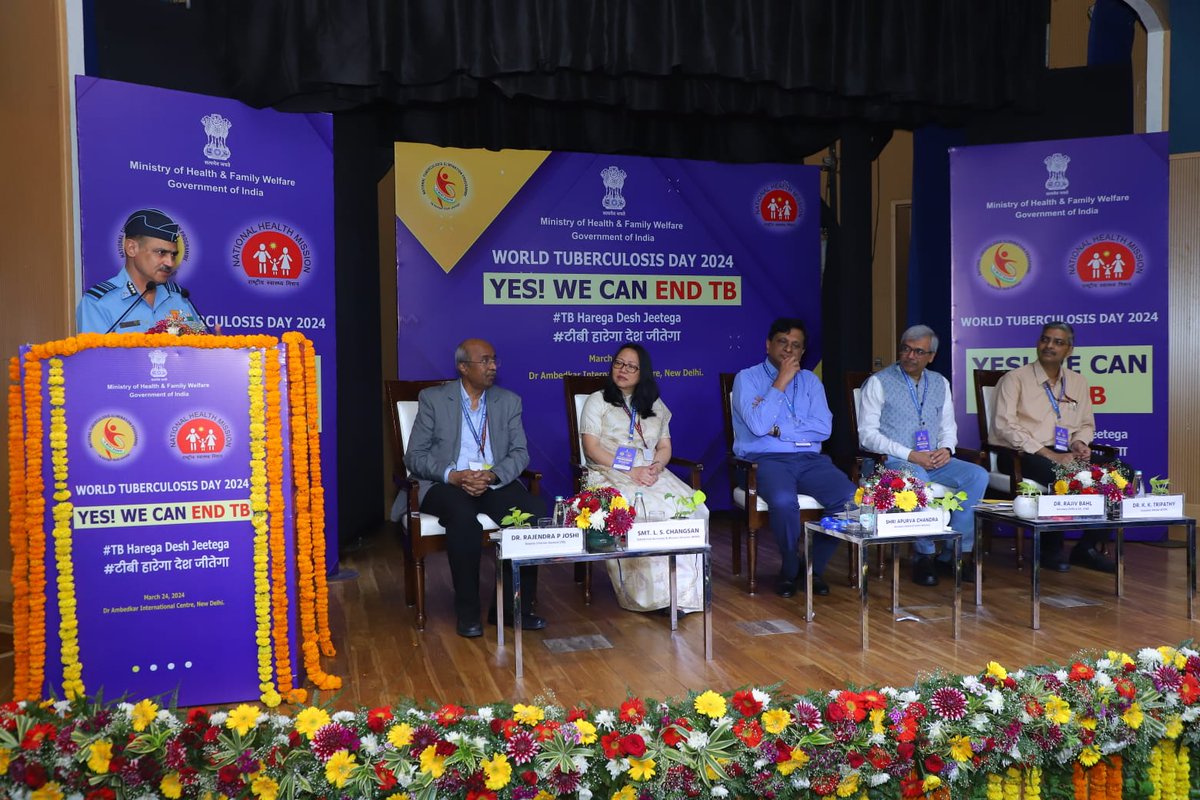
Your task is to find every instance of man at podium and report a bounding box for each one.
[76,208,204,334]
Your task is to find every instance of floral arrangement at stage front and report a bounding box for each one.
[4,644,1200,799]
[146,309,208,336]
[1052,459,1136,503]
[566,486,637,551]
[855,465,930,513]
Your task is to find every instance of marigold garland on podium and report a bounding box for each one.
[7,332,340,707]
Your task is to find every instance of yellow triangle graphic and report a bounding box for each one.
[394,143,551,274]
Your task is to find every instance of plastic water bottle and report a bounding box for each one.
[859,495,876,533]
[552,496,567,526]
[1134,470,1146,498]
[634,491,649,521]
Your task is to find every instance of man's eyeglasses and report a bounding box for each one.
[771,336,804,351]
[899,345,932,357]
[462,357,500,367]
[613,359,640,373]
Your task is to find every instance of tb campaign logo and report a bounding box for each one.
[233,223,311,287]
[169,413,232,461]
[420,161,469,211]
[753,181,803,229]
[978,241,1030,289]
[88,415,137,462]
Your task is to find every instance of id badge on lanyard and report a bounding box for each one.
[1044,379,1070,452]
[903,366,932,452]
[613,402,640,471]
[914,429,931,452]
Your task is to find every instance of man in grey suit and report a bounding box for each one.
[404,338,547,638]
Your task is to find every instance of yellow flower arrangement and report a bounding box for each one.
[87,739,113,773]
[324,750,357,788]
[160,771,183,799]
[693,689,727,718]
[761,708,791,734]
[294,706,332,738]
[131,698,158,731]
[226,703,260,736]
[627,756,656,781]
[388,722,414,748]
[512,703,545,725]
[482,753,512,789]
[419,744,446,777]
[263,347,295,700]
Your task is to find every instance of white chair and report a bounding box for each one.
[385,380,541,630]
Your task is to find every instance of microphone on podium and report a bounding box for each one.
[104,281,160,334]
[179,286,211,333]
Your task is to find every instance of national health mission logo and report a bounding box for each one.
[978,241,1030,289]
[420,161,469,211]
[169,412,232,461]
[233,222,311,286]
[753,181,804,229]
[88,415,137,462]
[1069,234,1142,288]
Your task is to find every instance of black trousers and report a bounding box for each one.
[420,480,547,622]
[1008,451,1112,555]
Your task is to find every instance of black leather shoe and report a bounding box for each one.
[775,579,796,598]
[456,620,483,638]
[488,609,548,630]
[936,557,976,583]
[809,574,830,596]
[1070,546,1116,573]
[1040,552,1071,572]
[912,555,939,586]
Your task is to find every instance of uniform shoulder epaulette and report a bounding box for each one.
[84,280,118,300]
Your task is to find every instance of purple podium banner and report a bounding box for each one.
[40,345,296,706]
[950,133,1169,482]
[394,144,823,502]
[75,76,339,565]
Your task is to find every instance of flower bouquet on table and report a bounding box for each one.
[146,309,207,336]
[855,464,930,513]
[565,486,637,552]
[1052,458,1135,516]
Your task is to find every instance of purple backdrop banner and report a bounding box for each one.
[41,345,296,706]
[394,144,822,502]
[950,133,1169,482]
[75,76,338,564]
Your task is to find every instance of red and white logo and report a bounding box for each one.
[232,222,311,287]
[1073,240,1137,285]
[170,413,232,461]
[754,181,804,229]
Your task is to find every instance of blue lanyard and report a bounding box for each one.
[763,363,799,418]
[1043,378,1065,420]
[899,364,928,426]
[621,401,648,447]
[461,391,488,456]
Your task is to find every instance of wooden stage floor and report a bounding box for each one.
[1,515,1196,708]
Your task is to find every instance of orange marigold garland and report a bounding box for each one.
[301,336,335,660]
[282,333,339,691]
[263,345,295,700]
[247,349,282,707]
[21,353,47,701]
[8,357,31,700]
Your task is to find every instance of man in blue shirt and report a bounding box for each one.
[76,209,204,334]
[732,317,856,597]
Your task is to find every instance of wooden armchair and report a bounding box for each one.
[385,379,542,630]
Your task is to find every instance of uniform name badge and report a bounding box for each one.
[1054,426,1070,451]
[913,429,931,452]
[612,446,637,472]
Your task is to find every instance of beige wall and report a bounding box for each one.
[0,0,77,603]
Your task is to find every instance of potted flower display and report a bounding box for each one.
[499,507,534,528]
[664,489,707,519]
[928,488,968,530]
[564,486,637,552]
[1013,479,1042,520]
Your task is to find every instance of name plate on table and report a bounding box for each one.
[626,518,707,551]
[1037,495,1105,518]
[875,510,945,537]
[501,527,584,558]
[1121,495,1185,520]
